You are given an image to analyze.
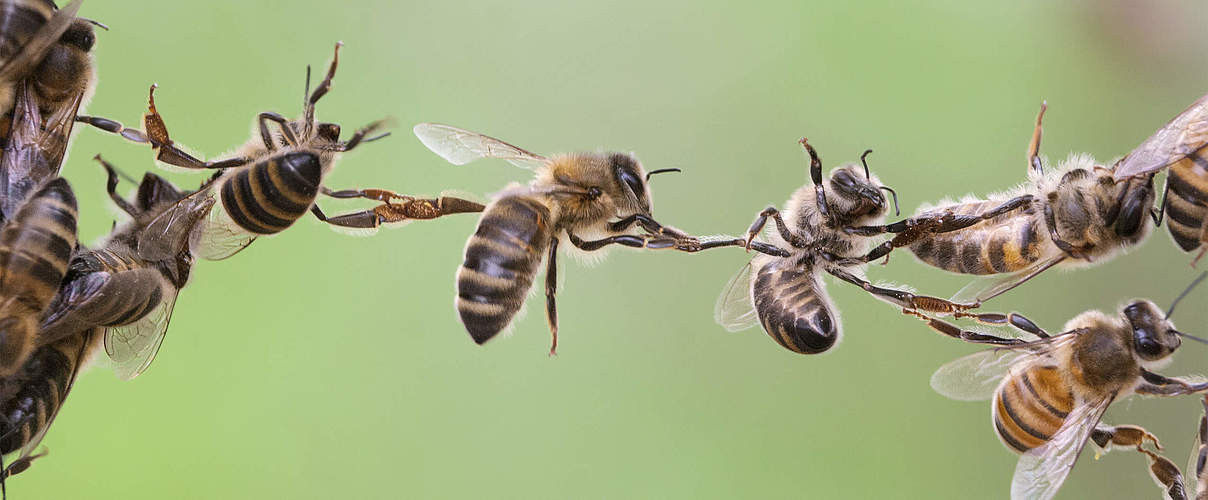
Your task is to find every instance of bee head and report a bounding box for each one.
[827,165,887,223]
[32,19,95,102]
[1123,300,1180,361]
[606,153,654,215]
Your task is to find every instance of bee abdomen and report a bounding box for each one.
[993,366,1074,454]
[220,152,321,235]
[909,218,1042,275]
[0,1,53,61]
[456,197,551,344]
[751,263,837,354]
[1165,157,1208,252]
[0,329,89,455]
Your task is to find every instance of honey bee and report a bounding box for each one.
[37,157,206,380]
[715,139,977,354]
[1112,92,1208,266]
[841,102,1158,304]
[0,177,76,376]
[78,43,483,260]
[0,0,100,215]
[415,123,730,354]
[928,273,1208,500]
[0,327,99,496]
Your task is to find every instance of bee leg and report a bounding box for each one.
[257,112,298,149]
[545,238,559,356]
[742,207,807,250]
[1091,425,1163,452]
[1151,178,1170,227]
[145,85,253,170]
[951,311,1049,338]
[824,267,981,316]
[1136,370,1208,395]
[899,309,1026,345]
[304,42,342,125]
[316,187,484,226]
[608,214,689,239]
[801,138,834,228]
[1043,203,1094,260]
[1027,101,1047,175]
[94,156,139,217]
[567,232,690,251]
[332,120,390,153]
[1137,448,1188,500]
[74,115,151,144]
[0,448,46,480]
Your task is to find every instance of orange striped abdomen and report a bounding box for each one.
[0,178,76,375]
[1163,149,1208,252]
[751,258,838,354]
[456,195,552,345]
[992,365,1075,454]
[219,151,321,235]
[909,206,1045,275]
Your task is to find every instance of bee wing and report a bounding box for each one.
[0,0,81,83]
[413,123,547,170]
[929,334,1074,401]
[189,201,258,261]
[34,86,87,172]
[104,285,179,381]
[950,255,1066,305]
[1114,93,1208,180]
[714,261,758,332]
[1011,395,1114,500]
[136,188,217,261]
[1187,396,1208,496]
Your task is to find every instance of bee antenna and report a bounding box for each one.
[1176,331,1208,346]
[79,18,109,30]
[1166,271,1208,319]
[645,168,682,182]
[880,186,900,216]
[364,132,392,143]
[860,149,874,180]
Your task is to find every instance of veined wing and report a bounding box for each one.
[1011,395,1113,500]
[715,261,757,331]
[136,188,216,261]
[931,333,1076,401]
[1114,92,1208,180]
[0,0,81,83]
[189,199,257,261]
[413,123,547,170]
[104,284,179,381]
[950,255,1066,305]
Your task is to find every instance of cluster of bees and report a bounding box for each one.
[0,1,1204,499]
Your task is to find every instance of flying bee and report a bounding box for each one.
[415,123,739,354]
[715,139,980,354]
[0,0,100,216]
[0,327,99,497]
[836,102,1158,305]
[77,42,483,260]
[37,157,208,380]
[1112,92,1208,266]
[928,273,1208,500]
[0,177,76,376]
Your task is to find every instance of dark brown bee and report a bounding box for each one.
[78,43,483,260]
[0,0,99,217]
[415,123,718,354]
[0,327,98,496]
[0,177,75,376]
[929,273,1208,500]
[38,157,206,380]
[839,103,1157,305]
[717,140,973,354]
[1112,92,1208,265]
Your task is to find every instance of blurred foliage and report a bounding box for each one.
[15,0,1208,498]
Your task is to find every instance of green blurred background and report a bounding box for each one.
[18,0,1208,498]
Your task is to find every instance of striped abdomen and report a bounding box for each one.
[219,151,321,235]
[0,178,76,375]
[0,327,94,456]
[1163,148,1208,253]
[992,364,1075,454]
[751,257,837,354]
[456,195,552,344]
[38,248,168,345]
[909,202,1046,275]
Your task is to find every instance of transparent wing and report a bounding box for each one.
[950,255,1066,305]
[35,87,87,172]
[1011,395,1114,500]
[413,123,547,170]
[136,188,217,261]
[189,199,258,260]
[930,334,1073,401]
[715,261,758,332]
[0,0,81,83]
[104,286,179,381]
[1114,92,1208,180]
[1188,396,1208,496]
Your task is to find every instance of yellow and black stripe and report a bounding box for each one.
[751,258,838,354]
[219,151,321,235]
[909,203,1044,275]
[0,178,76,374]
[992,365,1075,454]
[1163,147,1208,252]
[456,195,552,345]
[0,327,94,456]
